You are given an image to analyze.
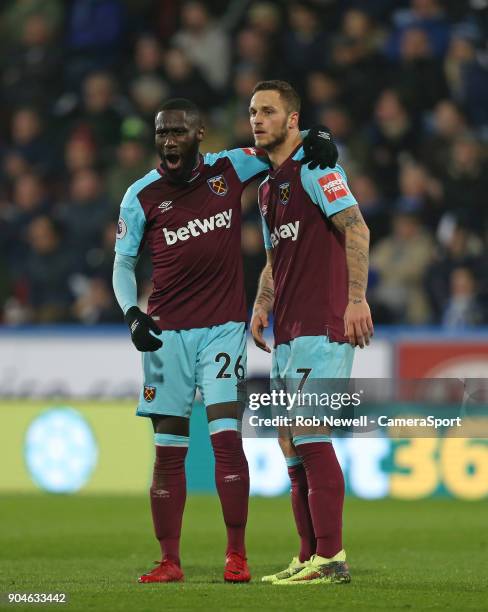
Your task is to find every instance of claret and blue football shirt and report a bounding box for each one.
[115,148,269,330]
[259,145,357,345]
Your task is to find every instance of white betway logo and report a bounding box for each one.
[163,209,232,245]
[270,221,300,248]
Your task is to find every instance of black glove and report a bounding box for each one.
[124,306,163,352]
[302,125,338,170]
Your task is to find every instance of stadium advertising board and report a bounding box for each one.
[2,400,487,500]
[397,340,488,378]
[0,332,391,397]
[1,332,486,499]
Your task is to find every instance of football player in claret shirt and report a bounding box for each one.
[250,81,373,585]
[112,98,338,583]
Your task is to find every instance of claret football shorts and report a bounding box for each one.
[136,321,246,418]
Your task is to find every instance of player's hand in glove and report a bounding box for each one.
[124,306,163,352]
[302,125,338,170]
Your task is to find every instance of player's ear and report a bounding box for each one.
[288,111,299,130]
[196,125,205,142]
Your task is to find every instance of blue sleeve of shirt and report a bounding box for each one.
[261,215,272,249]
[300,162,357,217]
[112,253,138,315]
[114,187,147,256]
[203,148,270,183]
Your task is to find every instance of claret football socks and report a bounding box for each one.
[139,435,189,583]
[286,457,316,562]
[294,440,345,559]
[211,429,250,557]
[141,426,252,583]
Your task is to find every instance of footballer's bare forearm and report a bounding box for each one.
[254,262,274,313]
[331,206,370,303]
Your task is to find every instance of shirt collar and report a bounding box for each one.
[268,143,303,180]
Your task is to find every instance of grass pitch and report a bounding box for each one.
[1,495,486,611]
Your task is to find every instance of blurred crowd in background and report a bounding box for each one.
[0,0,487,328]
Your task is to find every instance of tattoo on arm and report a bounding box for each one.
[330,206,370,303]
[254,258,274,312]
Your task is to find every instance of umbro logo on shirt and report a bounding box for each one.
[163,209,233,245]
[270,221,300,248]
[158,200,173,212]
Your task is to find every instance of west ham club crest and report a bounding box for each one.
[207,175,228,196]
[143,386,156,402]
[279,182,290,205]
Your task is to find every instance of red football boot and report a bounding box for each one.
[138,559,184,583]
[224,552,251,583]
